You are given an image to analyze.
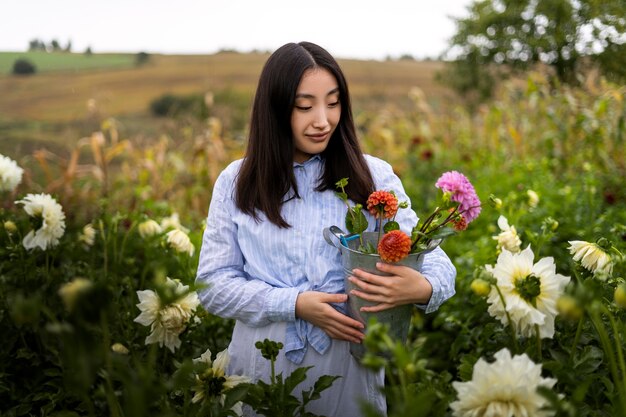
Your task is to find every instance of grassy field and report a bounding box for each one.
[0,51,136,74]
[0,51,456,158]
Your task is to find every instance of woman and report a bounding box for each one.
[196,41,456,416]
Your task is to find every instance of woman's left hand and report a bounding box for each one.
[348,262,433,312]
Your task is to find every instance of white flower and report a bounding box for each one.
[58,278,93,312]
[160,212,189,233]
[492,215,522,253]
[16,193,66,250]
[0,154,24,192]
[166,229,195,256]
[568,240,613,277]
[450,348,557,417]
[133,277,200,352]
[527,189,540,208]
[486,246,570,338]
[79,223,96,247]
[192,347,250,413]
[138,219,162,238]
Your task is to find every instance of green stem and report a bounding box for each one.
[535,324,542,360]
[570,316,584,359]
[117,221,136,265]
[603,305,626,404]
[270,356,276,385]
[494,284,519,353]
[589,307,626,415]
[101,314,121,417]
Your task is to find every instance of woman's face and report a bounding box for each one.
[291,68,341,163]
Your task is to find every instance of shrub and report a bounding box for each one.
[149,93,208,119]
[12,58,37,75]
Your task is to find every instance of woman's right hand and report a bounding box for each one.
[295,291,365,344]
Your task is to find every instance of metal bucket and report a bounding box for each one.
[323,226,440,361]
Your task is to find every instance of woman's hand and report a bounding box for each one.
[295,292,364,343]
[348,262,433,312]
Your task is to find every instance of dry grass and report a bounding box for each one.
[0,52,455,122]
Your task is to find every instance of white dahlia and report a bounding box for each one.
[450,348,557,417]
[166,229,194,256]
[492,215,522,253]
[16,193,66,250]
[160,212,189,233]
[192,348,250,414]
[79,223,96,247]
[138,219,162,238]
[568,240,613,277]
[134,277,200,352]
[486,246,570,338]
[0,154,24,192]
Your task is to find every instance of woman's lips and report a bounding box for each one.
[306,132,330,142]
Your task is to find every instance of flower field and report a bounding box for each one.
[1,71,625,416]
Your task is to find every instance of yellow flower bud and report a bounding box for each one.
[556,295,583,321]
[3,220,17,234]
[111,343,130,355]
[615,285,626,309]
[470,279,491,297]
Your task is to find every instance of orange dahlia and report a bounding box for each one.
[366,190,398,219]
[378,230,411,263]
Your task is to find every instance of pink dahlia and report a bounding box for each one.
[367,190,399,219]
[435,171,481,223]
[378,230,411,263]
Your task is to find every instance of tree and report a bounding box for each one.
[442,0,626,100]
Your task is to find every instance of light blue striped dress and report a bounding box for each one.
[196,154,456,416]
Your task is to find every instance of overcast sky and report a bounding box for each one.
[1,0,474,60]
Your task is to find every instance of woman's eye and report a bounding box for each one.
[328,101,340,108]
[295,105,312,111]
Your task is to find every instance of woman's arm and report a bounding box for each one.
[195,166,299,327]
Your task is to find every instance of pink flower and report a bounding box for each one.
[435,171,481,223]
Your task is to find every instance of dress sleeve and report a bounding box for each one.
[195,166,299,327]
[368,156,457,313]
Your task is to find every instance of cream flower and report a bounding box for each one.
[79,223,96,246]
[450,348,557,417]
[166,229,195,256]
[527,189,540,208]
[192,347,250,413]
[160,212,190,233]
[58,278,93,312]
[16,193,66,250]
[0,154,24,192]
[134,277,200,352]
[138,219,162,238]
[486,246,570,338]
[568,240,613,277]
[492,215,522,253]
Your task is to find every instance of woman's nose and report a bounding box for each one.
[312,107,329,128]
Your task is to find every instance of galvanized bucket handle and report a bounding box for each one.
[323,226,346,250]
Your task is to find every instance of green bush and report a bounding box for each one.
[149,93,208,119]
[11,58,36,75]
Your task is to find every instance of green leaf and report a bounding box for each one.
[284,366,312,394]
[383,221,399,233]
[346,208,368,235]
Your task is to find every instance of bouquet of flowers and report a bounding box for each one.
[334,171,481,262]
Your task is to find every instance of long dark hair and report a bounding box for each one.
[235,41,374,228]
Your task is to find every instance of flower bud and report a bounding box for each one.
[489,195,502,210]
[556,295,583,321]
[3,220,17,234]
[614,284,626,309]
[138,219,162,238]
[111,343,130,355]
[470,279,491,297]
